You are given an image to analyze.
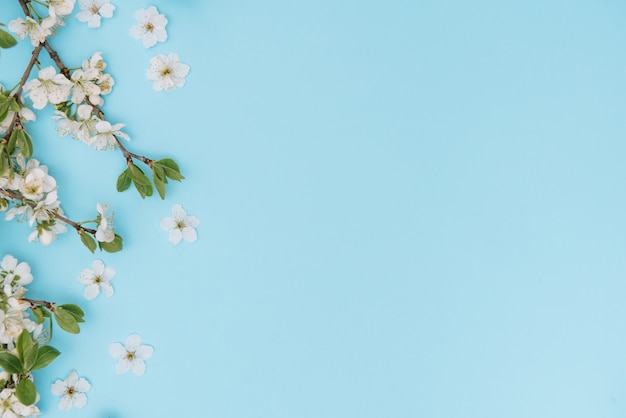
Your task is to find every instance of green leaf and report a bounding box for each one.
[53,308,80,334]
[58,304,84,321]
[0,97,10,123]
[152,164,167,198]
[128,163,151,185]
[8,98,19,113]
[7,129,17,154]
[158,158,185,181]
[0,144,7,174]
[0,29,17,49]
[0,351,22,374]
[16,329,33,364]
[133,181,153,199]
[31,345,60,371]
[31,306,45,324]
[153,175,166,199]
[16,378,36,406]
[98,233,123,253]
[16,130,32,158]
[80,232,96,253]
[116,168,132,192]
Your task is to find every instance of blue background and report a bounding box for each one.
[2,0,626,417]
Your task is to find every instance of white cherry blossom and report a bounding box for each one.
[146,53,190,92]
[77,259,115,300]
[76,0,115,28]
[160,204,200,245]
[130,6,168,48]
[88,120,128,150]
[8,16,54,46]
[0,388,39,417]
[23,66,72,110]
[95,202,114,242]
[48,0,76,18]
[51,370,91,411]
[109,334,153,376]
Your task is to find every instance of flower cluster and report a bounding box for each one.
[24,52,127,151]
[0,254,86,417]
[0,155,67,246]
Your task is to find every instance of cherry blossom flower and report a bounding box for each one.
[48,0,76,18]
[76,0,115,28]
[77,259,115,300]
[146,53,190,92]
[109,334,153,376]
[50,370,91,411]
[160,204,200,245]
[130,6,168,48]
[95,202,115,242]
[88,120,129,150]
[23,66,72,110]
[0,107,35,136]
[8,16,54,46]
[0,255,33,297]
[0,387,40,417]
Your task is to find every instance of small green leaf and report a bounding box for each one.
[0,144,7,174]
[8,98,19,113]
[0,29,17,49]
[158,158,185,181]
[31,306,45,324]
[16,378,36,406]
[16,130,32,158]
[53,308,80,334]
[116,168,132,192]
[58,304,84,321]
[7,129,17,154]
[153,175,166,199]
[98,233,123,253]
[31,345,60,371]
[128,163,151,185]
[0,98,10,123]
[134,181,153,199]
[80,232,96,253]
[0,352,22,374]
[16,329,33,362]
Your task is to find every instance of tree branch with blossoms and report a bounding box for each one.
[0,0,189,415]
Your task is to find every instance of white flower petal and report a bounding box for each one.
[135,345,153,360]
[130,359,146,376]
[125,334,142,350]
[109,342,126,358]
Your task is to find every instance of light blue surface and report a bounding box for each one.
[2,0,626,417]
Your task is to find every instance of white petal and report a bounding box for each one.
[101,282,114,298]
[168,229,183,245]
[84,284,100,300]
[75,378,91,393]
[115,359,130,374]
[109,342,125,358]
[125,334,142,350]
[73,392,87,408]
[170,204,186,219]
[181,227,197,243]
[101,267,116,281]
[50,380,66,396]
[66,370,78,386]
[130,359,146,376]
[160,217,175,231]
[58,396,72,411]
[91,259,104,275]
[135,345,153,360]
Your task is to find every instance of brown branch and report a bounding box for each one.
[0,188,97,235]
[21,297,55,310]
[3,43,44,141]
